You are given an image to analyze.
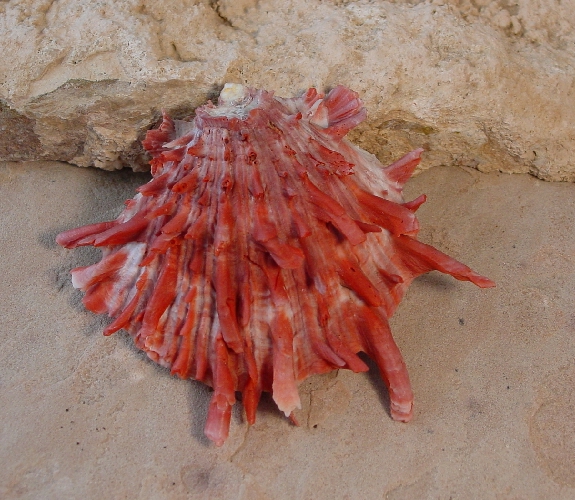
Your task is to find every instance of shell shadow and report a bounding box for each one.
[414,271,459,291]
[187,382,214,447]
[113,328,214,447]
[358,352,393,419]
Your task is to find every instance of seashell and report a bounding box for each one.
[57,84,495,446]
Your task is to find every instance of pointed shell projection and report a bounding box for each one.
[57,84,495,446]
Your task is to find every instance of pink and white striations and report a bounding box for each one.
[57,84,495,446]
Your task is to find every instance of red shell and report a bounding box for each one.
[57,85,494,446]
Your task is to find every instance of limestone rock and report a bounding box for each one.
[1,0,574,180]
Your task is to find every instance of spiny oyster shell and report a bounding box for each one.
[57,84,494,446]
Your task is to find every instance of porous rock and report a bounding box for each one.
[1,0,574,180]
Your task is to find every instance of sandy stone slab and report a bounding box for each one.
[1,160,574,499]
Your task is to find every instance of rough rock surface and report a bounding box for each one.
[1,0,574,180]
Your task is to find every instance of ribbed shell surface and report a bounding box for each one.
[57,85,494,446]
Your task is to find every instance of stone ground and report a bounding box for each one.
[1,160,574,499]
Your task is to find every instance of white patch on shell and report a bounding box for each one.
[205,83,262,120]
[307,99,329,128]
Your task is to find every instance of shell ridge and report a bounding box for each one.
[238,123,311,404]
[170,289,198,377]
[393,235,496,288]
[204,334,236,447]
[356,306,414,422]
[106,242,148,317]
[103,277,145,336]
[248,123,306,269]
[136,245,180,351]
[382,148,425,187]
[245,117,354,394]
[227,127,268,395]
[214,193,243,354]
[189,164,218,382]
[147,235,195,363]
[271,108,371,245]
[295,285,346,372]
[170,242,207,377]
[296,236,352,370]
[321,85,367,137]
[260,264,301,415]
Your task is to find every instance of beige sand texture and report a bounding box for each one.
[1,160,574,499]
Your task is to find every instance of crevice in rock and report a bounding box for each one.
[209,0,236,29]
